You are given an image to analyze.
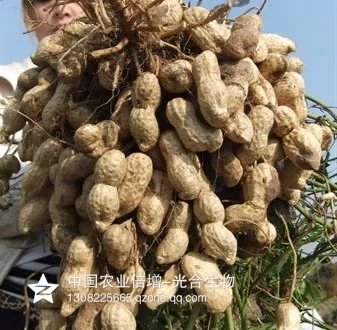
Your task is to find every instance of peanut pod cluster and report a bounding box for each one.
[0,1,333,329]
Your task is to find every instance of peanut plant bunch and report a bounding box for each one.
[0,1,336,329]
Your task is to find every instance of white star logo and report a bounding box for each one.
[28,274,59,303]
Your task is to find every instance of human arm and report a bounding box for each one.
[0,69,26,238]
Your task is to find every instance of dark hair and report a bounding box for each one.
[22,0,35,29]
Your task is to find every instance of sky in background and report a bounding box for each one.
[0,0,336,106]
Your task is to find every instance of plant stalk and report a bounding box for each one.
[233,279,249,330]
[305,94,337,121]
[225,306,235,330]
[185,302,201,330]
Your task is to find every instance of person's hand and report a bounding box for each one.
[229,0,251,7]
[0,77,13,99]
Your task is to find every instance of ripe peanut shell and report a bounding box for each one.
[287,57,304,73]
[67,104,97,130]
[232,14,262,32]
[236,105,274,168]
[272,105,299,137]
[131,72,161,110]
[21,83,55,121]
[33,138,63,167]
[74,124,105,154]
[274,72,305,104]
[75,175,94,220]
[1,98,26,137]
[148,0,183,26]
[129,107,160,152]
[276,302,301,330]
[159,130,201,200]
[137,170,173,235]
[242,163,281,207]
[264,138,286,165]
[277,159,313,190]
[122,263,146,295]
[22,165,51,200]
[251,37,268,63]
[181,252,233,314]
[145,265,179,310]
[118,153,153,216]
[192,51,229,128]
[49,201,78,256]
[223,111,253,144]
[39,310,66,330]
[73,281,120,330]
[97,120,119,151]
[221,58,260,87]
[225,84,247,113]
[284,95,308,123]
[279,188,301,205]
[258,53,288,84]
[166,98,223,152]
[18,197,50,234]
[224,202,266,233]
[41,82,72,132]
[95,149,127,187]
[16,67,40,92]
[248,75,277,108]
[201,222,237,265]
[158,60,193,93]
[87,183,119,232]
[211,143,243,187]
[59,236,96,317]
[261,34,296,55]
[60,153,96,182]
[101,302,136,330]
[167,201,192,231]
[53,171,80,207]
[183,7,231,54]
[102,221,134,272]
[282,126,321,170]
[305,123,333,151]
[156,228,189,264]
[254,220,277,246]
[193,190,225,224]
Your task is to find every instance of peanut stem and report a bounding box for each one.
[294,204,333,230]
[312,172,337,191]
[305,94,337,121]
[225,306,235,330]
[185,302,201,330]
[232,276,248,330]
